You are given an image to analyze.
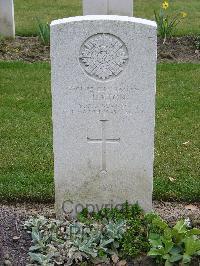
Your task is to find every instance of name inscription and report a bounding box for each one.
[64,86,142,115]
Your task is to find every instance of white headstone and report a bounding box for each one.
[51,16,157,217]
[0,0,15,38]
[83,0,133,16]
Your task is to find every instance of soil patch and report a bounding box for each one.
[158,36,200,63]
[0,36,199,63]
[0,201,200,265]
[0,37,49,63]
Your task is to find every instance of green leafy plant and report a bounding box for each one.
[78,201,142,223]
[78,202,150,258]
[154,1,187,43]
[36,18,50,45]
[147,214,200,265]
[24,207,200,265]
[24,216,126,265]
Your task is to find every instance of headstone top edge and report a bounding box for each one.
[50,15,157,28]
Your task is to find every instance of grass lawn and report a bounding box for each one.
[0,62,199,202]
[0,62,53,202]
[14,0,200,36]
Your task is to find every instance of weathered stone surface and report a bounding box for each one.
[83,0,107,16]
[83,0,133,16]
[51,16,157,217]
[0,0,15,38]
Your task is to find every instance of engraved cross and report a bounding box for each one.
[87,120,120,173]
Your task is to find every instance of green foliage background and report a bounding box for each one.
[14,0,200,36]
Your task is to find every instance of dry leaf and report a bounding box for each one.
[185,204,198,211]
[4,260,12,266]
[182,141,190,145]
[13,236,20,241]
[112,254,119,263]
[168,177,175,182]
[117,260,127,266]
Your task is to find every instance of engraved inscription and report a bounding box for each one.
[87,120,120,173]
[79,33,128,81]
[65,85,142,115]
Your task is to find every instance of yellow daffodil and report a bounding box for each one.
[180,12,187,18]
[162,1,169,10]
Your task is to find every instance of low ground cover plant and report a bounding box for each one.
[24,216,126,265]
[24,203,200,265]
[147,214,200,265]
[77,202,150,258]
